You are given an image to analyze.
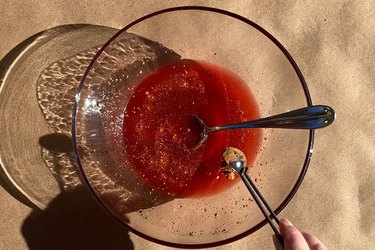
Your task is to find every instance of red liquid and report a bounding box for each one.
[123,60,261,197]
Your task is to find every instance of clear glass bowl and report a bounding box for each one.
[73,7,313,248]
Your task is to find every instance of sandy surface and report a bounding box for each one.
[1,1,374,249]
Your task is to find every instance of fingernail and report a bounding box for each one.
[281,218,293,227]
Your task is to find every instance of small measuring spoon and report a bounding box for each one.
[194,105,335,148]
[223,147,284,247]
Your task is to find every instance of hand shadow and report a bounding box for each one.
[21,186,134,250]
[20,133,134,250]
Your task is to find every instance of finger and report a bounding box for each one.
[273,235,283,250]
[302,232,327,250]
[279,218,310,250]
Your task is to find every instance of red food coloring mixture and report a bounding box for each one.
[123,60,261,197]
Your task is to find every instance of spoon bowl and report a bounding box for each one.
[194,105,335,148]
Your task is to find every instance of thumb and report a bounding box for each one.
[279,219,309,250]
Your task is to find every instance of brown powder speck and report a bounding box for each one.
[221,163,235,180]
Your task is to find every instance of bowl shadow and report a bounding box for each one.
[0,24,139,249]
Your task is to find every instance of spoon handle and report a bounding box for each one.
[211,105,335,132]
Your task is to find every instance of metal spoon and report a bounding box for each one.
[223,147,284,247]
[194,105,335,148]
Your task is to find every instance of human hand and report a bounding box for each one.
[274,218,327,250]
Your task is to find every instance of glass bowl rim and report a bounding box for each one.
[72,6,314,248]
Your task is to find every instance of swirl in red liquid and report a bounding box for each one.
[123,60,261,197]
